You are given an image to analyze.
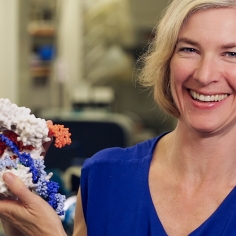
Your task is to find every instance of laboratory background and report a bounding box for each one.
[0,0,174,234]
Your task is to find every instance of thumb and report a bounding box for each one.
[3,172,36,205]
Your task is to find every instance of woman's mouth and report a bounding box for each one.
[190,90,228,102]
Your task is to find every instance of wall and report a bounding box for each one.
[18,0,30,107]
[0,1,19,104]
[130,0,169,30]
[56,0,84,107]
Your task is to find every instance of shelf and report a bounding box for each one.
[30,66,51,77]
[28,22,56,37]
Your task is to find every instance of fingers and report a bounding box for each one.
[41,120,54,157]
[41,139,53,157]
[46,120,53,126]
[0,173,67,236]
[2,172,39,205]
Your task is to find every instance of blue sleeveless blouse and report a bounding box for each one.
[80,133,236,235]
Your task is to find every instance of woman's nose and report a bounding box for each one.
[193,55,220,85]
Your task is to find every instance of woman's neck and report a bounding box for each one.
[157,122,236,187]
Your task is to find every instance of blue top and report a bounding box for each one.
[80,133,236,235]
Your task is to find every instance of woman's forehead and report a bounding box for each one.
[178,7,236,40]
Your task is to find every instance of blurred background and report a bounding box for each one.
[0,0,176,234]
[0,0,174,134]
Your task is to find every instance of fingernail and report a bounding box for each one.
[3,173,14,185]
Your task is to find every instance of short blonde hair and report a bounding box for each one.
[139,0,236,117]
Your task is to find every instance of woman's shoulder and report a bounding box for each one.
[82,133,167,169]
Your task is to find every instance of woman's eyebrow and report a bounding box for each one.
[221,43,236,50]
[177,38,236,50]
[176,37,200,47]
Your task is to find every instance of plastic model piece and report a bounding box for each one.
[0,98,71,215]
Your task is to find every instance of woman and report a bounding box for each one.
[1,0,236,235]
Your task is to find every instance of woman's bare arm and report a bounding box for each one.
[1,219,25,236]
[73,188,87,236]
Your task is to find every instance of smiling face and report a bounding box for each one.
[170,7,236,134]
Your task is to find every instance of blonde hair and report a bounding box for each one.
[139,0,236,117]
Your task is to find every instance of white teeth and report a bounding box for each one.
[190,90,228,102]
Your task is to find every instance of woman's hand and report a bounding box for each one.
[41,120,54,157]
[0,172,67,236]
[1,219,26,236]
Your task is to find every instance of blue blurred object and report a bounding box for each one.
[39,45,55,61]
[61,195,77,235]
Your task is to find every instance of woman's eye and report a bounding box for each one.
[225,52,236,58]
[179,47,196,53]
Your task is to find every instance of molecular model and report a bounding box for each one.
[0,98,71,215]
